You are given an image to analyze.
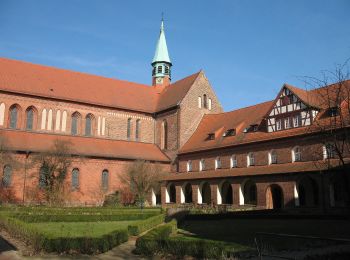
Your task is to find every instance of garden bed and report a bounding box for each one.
[0,207,164,254]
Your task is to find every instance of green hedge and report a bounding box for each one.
[0,214,128,254]
[127,214,165,235]
[14,212,159,222]
[135,220,236,259]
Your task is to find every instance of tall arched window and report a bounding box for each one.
[9,105,19,129]
[39,166,47,189]
[72,168,79,189]
[135,119,140,141]
[292,146,301,162]
[127,118,132,140]
[25,107,35,130]
[2,165,12,187]
[71,112,81,135]
[85,114,93,136]
[203,94,208,108]
[161,120,168,150]
[247,153,255,167]
[102,170,109,190]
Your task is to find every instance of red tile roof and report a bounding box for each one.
[0,58,199,113]
[0,129,170,162]
[163,160,345,181]
[180,80,350,154]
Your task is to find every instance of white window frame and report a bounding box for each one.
[323,143,335,160]
[284,117,290,129]
[292,146,301,162]
[187,160,192,172]
[276,119,282,131]
[269,150,277,165]
[215,157,221,170]
[247,153,254,167]
[293,115,300,127]
[199,159,205,171]
[230,155,237,168]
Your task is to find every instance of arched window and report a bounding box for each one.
[39,166,47,189]
[199,159,205,171]
[25,107,35,130]
[203,94,208,109]
[292,146,301,162]
[187,160,192,172]
[161,120,168,150]
[102,170,109,190]
[72,168,79,189]
[71,112,81,135]
[135,119,140,141]
[269,150,277,165]
[9,105,19,129]
[85,114,93,136]
[2,165,12,187]
[230,155,237,168]
[247,153,255,167]
[215,157,221,169]
[127,118,132,140]
[208,98,212,110]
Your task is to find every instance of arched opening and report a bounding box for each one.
[167,183,176,203]
[85,114,94,136]
[266,184,284,209]
[161,120,168,150]
[127,118,132,140]
[242,180,257,205]
[298,176,319,207]
[71,168,79,190]
[25,106,37,131]
[203,94,208,108]
[201,182,211,204]
[135,119,141,141]
[221,181,233,204]
[9,104,21,129]
[71,112,81,135]
[2,165,12,187]
[330,175,348,207]
[183,183,192,203]
[151,186,161,206]
[101,169,109,191]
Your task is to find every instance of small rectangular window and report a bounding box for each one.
[223,129,235,137]
[293,114,301,127]
[285,118,290,129]
[198,97,202,108]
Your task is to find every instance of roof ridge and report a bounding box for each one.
[0,57,152,89]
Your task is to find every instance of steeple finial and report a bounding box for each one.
[151,16,172,87]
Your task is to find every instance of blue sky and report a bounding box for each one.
[1,0,349,111]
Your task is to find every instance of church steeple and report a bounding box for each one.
[152,18,172,87]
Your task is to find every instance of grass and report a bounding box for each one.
[28,221,138,238]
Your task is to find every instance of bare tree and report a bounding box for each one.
[32,139,73,206]
[121,160,165,209]
[303,59,350,205]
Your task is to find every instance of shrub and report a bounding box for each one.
[13,212,159,223]
[128,214,165,235]
[103,191,120,207]
[135,219,234,259]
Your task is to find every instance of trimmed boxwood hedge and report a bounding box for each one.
[135,220,238,259]
[14,212,159,222]
[0,212,165,254]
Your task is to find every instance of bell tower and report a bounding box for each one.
[152,18,172,88]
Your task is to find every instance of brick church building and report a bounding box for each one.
[0,21,349,209]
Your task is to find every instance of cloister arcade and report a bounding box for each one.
[161,173,347,209]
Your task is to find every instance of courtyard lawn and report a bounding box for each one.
[28,221,138,238]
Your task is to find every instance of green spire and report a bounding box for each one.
[152,19,171,65]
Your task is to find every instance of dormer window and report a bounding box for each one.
[251,124,258,132]
[329,107,339,117]
[206,133,215,140]
[223,129,235,137]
